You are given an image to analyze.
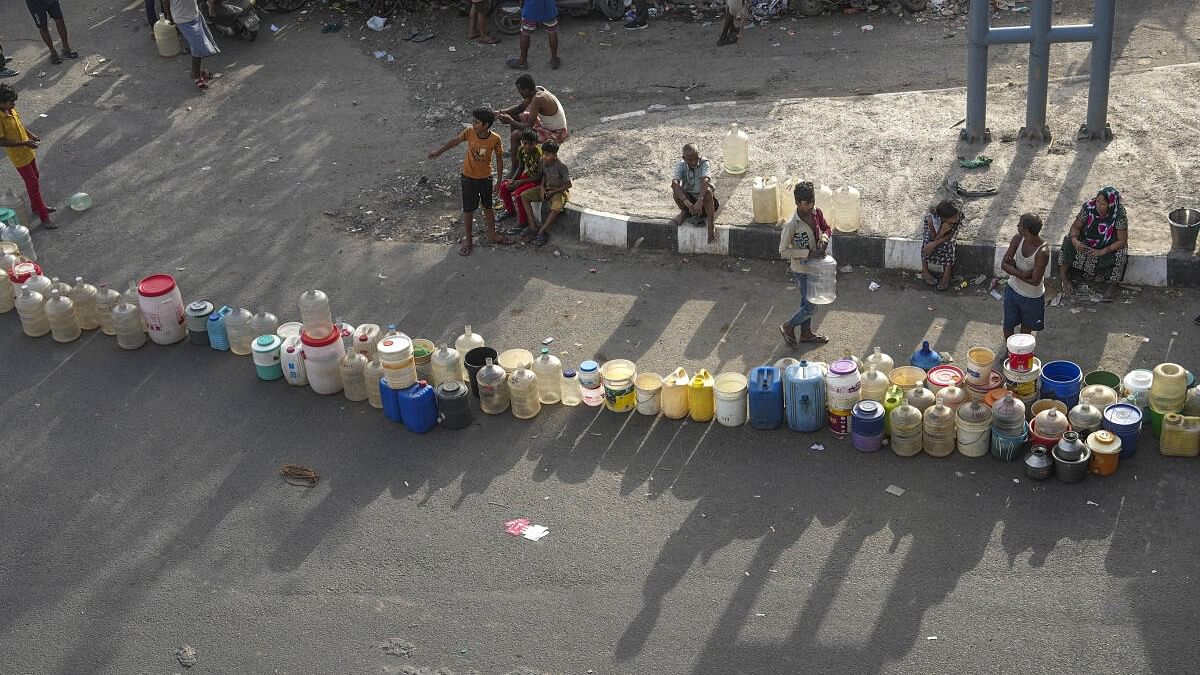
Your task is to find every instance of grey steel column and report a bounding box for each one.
[1081,0,1116,139]
[1019,0,1053,142]
[961,0,991,143]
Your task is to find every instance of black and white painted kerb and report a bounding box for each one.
[555,203,1195,288]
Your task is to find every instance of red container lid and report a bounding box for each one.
[301,326,340,348]
[8,261,40,283]
[137,273,177,298]
[927,364,965,389]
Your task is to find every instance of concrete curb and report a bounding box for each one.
[557,203,1193,288]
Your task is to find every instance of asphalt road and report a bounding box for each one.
[2,0,1199,673]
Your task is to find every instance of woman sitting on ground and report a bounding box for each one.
[921,200,962,291]
[1058,187,1129,301]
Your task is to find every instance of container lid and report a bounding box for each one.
[828,359,857,376]
[186,300,214,316]
[1032,409,1068,435]
[376,335,413,355]
[301,326,341,348]
[1124,369,1153,388]
[1104,402,1143,425]
[853,400,884,419]
[8,260,38,282]
[926,365,965,388]
[1006,333,1036,353]
[253,334,282,352]
[957,400,993,423]
[562,369,576,378]
[277,321,303,339]
[439,380,463,394]
[1087,430,1121,453]
[137,273,177,297]
[580,360,599,372]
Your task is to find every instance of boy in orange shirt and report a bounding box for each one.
[0,84,55,228]
[428,108,510,256]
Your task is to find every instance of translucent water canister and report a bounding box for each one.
[752,176,780,224]
[69,277,99,330]
[509,367,542,420]
[533,347,564,404]
[814,183,834,219]
[137,274,186,346]
[153,14,182,57]
[352,323,382,360]
[661,367,690,420]
[455,325,486,380]
[922,398,957,457]
[300,326,346,395]
[340,353,369,402]
[805,254,837,305]
[889,404,924,457]
[860,363,890,403]
[562,369,584,407]
[112,302,147,350]
[0,222,35,262]
[364,358,385,408]
[905,380,936,413]
[477,358,510,415]
[250,310,279,339]
[298,289,334,340]
[44,289,81,343]
[225,307,255,356]
[431,344,462,387]
[864,347,894,376]
[722,123,749,175]
[1150,362,1187,413]
[15,285,49,337]
[991,393,1026,437]
[831,185,861,233]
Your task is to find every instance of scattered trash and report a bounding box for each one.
[366,16,387,31]
[973,274,988,285]
[957,155,994,168]
[1086,500,1099,506]
[839,264,854,273]
[926,635,938,641]
[810,443,824,451]
[266,156,281,163]
[380,638,414,657]
[269,23,281,33]
[38,113,48,118]
[504,517,549,541]
[1013,478,1020,483]
[448,46,457,53]
[200,165,211,171]
[377,271,388,279]
[868,281,881,292]
[542,337,554,345]
[989,288,1004,301]
[1050,292,1064,307]
[321,21,343,33]
[373,50,389,59]
[174,645,199,668]
[860,24,874,31]
[885,484,906,497]
[589,267,598,273]
[281,464,319,487]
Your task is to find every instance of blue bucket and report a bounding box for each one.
[991,422,1029,462]
[1040,360,1083,409]
[1102,402,1143,460]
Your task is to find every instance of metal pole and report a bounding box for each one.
[1081,0,1116,140]
[962,0,991,142]
[1020,0,1053,142]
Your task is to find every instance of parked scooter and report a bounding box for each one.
[795,0,926,16]
[204,0,263,41]
[489,0,626,35]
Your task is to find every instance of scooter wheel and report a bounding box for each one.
[491,2,523,35]
[248,29,259,41]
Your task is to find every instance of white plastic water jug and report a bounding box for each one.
[722,123,749,175]
[751,177,780,224]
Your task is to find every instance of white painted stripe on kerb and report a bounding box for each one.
[1122,255,1168,287]
[884,237,923,271]
[599,110,647,123]
[677,225,729,256]
[578,208,630,249]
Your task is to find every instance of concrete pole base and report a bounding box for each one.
[959,127,992,143]
[1078,123,1114,141]
[1018,125,1052,143]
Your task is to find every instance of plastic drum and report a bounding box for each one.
[137,274,186,345]
[301,326,346,395]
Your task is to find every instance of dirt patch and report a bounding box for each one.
[563,64,1200,254]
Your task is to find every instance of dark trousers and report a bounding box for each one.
[145,0,158,25]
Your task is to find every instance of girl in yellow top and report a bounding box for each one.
[0,84,55,227]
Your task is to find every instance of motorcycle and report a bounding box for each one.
[794,0,927,16]
[204,0,263,41]
[488,0,627,36]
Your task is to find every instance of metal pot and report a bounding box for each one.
[1053,446,1092,483]
[1056,430,1088,462]
[1024,446,1054,481]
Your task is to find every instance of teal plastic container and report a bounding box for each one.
[251,334,283,381]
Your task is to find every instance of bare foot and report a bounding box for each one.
[459,242,473,256]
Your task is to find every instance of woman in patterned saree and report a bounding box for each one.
[1058,187,1129,302]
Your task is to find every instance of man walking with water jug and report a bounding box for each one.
[0,84,55,228]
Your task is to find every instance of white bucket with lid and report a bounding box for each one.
[377,334,417,390]
[714,372,749,427]
[301,327,345,395]
[137,274,186,345]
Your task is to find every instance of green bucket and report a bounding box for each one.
[1084,370,1121,390]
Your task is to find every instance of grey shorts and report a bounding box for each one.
[26,0,64,29]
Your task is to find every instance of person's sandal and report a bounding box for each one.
[779,324,798,348]
[50,52,63,65]
[534,232,549,247]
